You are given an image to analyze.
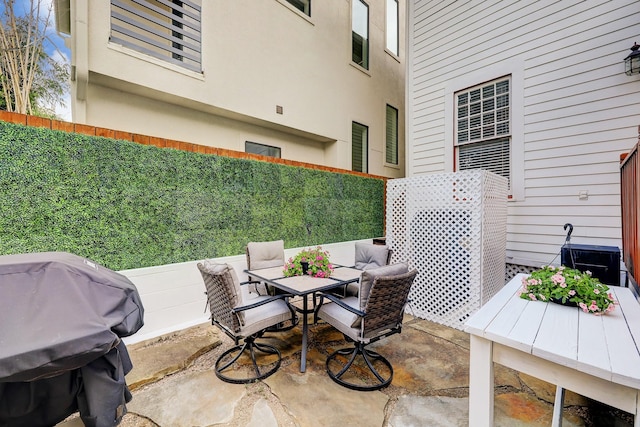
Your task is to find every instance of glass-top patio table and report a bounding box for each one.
[245,265,362,372]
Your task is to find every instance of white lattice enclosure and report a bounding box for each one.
[387,170,508,330]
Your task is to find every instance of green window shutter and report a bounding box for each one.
[352,122,368,173]
[386,105,398,165]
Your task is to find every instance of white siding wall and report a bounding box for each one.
[408,0,640,267]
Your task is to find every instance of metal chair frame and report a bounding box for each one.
[315,269,417,391]
[198,263,296,384]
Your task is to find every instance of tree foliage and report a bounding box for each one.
[0,0,68,117]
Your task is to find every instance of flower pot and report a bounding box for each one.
[301,261,309,275]
[550,297,578,308]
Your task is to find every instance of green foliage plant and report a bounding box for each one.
[0,121,385,270]
[520,265,616,314]
[283,246,333,278]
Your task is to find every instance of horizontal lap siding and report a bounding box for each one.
[409,0,640,266]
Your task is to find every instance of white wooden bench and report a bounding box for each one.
[465,273,640,427]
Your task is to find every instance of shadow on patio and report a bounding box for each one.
[60,313,633,427]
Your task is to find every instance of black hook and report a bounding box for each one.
[563,223,573,243]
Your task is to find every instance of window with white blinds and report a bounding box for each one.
[455,76,511,186]
[458,137,510,180]
[110,0,202,72]
[385,104,398,165]
[352,122,368,173]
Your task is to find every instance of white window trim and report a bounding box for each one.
[444,57,524,201]
[385,0,400,59]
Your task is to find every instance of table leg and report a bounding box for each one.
[469,335,494,427]
[635,392,640,427]
[552,386,565,427]
[300,294,309,373]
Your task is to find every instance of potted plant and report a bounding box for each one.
[283,246,334,278]
[520,265,616,314]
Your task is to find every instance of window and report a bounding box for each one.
[455,77,511,186]
[245,141,281,158]
[285,0,310,16]
[352,0,369,70]
[110,0,202,72]
[352,122,368,173]
[386,0,398,56]
[385,105,398,165]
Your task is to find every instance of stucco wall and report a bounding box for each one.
[66,0,407,178]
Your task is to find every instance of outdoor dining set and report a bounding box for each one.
[196,239,418,391]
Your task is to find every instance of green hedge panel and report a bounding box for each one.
[0,122,384,270]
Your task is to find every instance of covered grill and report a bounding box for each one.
[0,252,144,427]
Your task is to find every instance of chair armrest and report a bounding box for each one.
[240,280,262,286]
[316,292,365,317]
[232,293,294,313]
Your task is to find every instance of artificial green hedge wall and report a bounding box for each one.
[0,121,385,270]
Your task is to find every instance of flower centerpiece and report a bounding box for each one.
[283,246,334,278]
[520,265,616,315]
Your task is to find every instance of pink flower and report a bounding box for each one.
[551,273,566,287]
[528,293,537,301]
[594,289,600,295]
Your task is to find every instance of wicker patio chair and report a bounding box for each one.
[197,261,296,384]
[315,262,417,391]
[245,240,299,331]
[246,240,285,296]
[343,241,393,297]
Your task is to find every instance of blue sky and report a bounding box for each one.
[2,0,72,120]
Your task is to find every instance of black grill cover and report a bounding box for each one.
[0,252,144,427]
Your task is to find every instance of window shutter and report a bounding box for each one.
[110,0,202,72]
[352,125,363,172]
[385,105,398,165]
[352,122,368,173]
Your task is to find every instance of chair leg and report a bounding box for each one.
[326,342,394,391]
[215,336,282,384]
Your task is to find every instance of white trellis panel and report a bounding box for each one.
[387,170,508,330]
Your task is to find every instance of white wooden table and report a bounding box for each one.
[465,273,640,427]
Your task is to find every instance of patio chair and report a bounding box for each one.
[343,242,393,297]
[246,240,285,295]
[314,262,417,391]
[197,260,296,384]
